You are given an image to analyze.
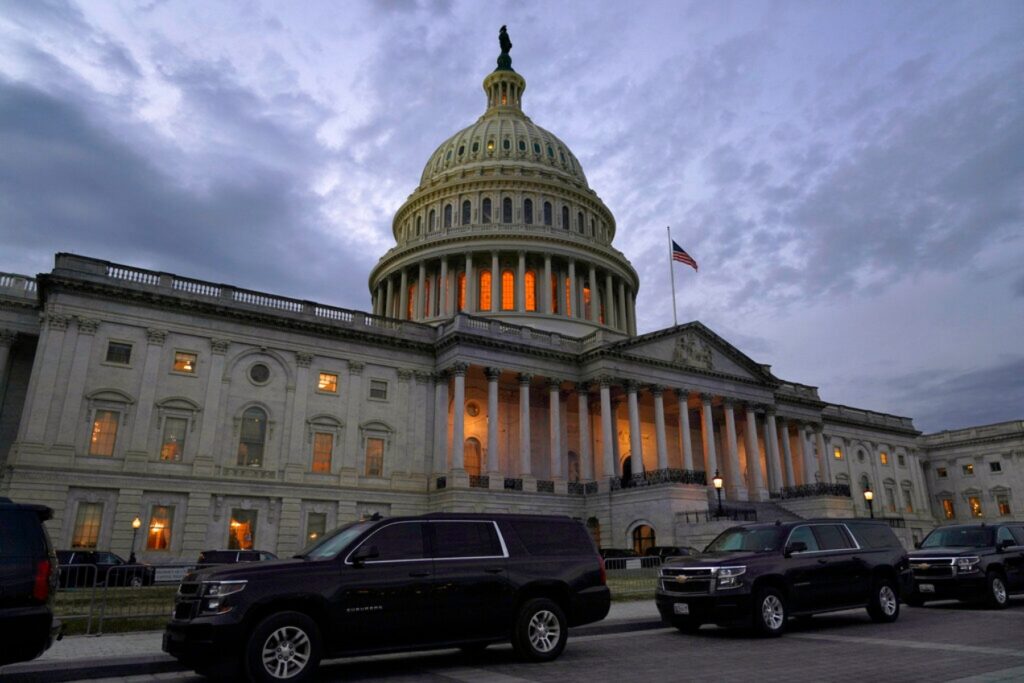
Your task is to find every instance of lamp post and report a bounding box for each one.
[712,469,724,518]
[863,487,874,519]
[129,517,142,563]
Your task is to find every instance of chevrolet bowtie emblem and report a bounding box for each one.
[918,563,930,570]
[675,575,688,583]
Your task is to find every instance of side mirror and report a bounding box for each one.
[351,545,379,566]
[914,541,922,549]
[785,541,807,557]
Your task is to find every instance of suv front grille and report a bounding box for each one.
[660,567,714,595]
[909,558,955,579]
[177,581,200,597]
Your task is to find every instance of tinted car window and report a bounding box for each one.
[239,551,260,562]
[1012,526,1024,546]
[996,527,1015,545]
[96,552,119,564]
[705,528,783,553]
[787,526,820,552]
[433,522,503,559]
[847,522,901,549]
[920,526,993,548]
[813,524,853,551]
[513,520,593,556]
[364,522,426,561]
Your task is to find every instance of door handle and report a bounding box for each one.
[409,571,430,578]
[484,568,504,574]
[817,559,829,565]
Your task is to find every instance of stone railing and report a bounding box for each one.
[611,468,706,491]
[568,481,599,496]
[503,478,523,491]
[439,313,585,352]
[823,404,916,431]
[679,507,758,523]
[770,483,851,499]
[0,273,38,299]
[216,465,278,481]
[536,480,555,493]
[469,475,489,489]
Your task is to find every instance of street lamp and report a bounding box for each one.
[129,517,142,563]
[863,487,874,519]
[712,469,724,518]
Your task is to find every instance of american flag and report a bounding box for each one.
[671,241,698,271]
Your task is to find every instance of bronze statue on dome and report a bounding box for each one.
[496,25,513,71]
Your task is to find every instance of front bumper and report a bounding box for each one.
[655,589,753,626]
[911,575,986,601]
[163,617,245,664]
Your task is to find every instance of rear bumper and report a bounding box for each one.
[0,608,59,666]
[569,585,611,626]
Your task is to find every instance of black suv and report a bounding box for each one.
[164,513,610,681]
[197,549,278,566]
[0,497,61,666]
[907,522,1024,608]
[56,550,155,587]
[655,520,911,636]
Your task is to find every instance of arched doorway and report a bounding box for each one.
[621,454,633,481]
[464,437,482,476]
[632,524,655,556]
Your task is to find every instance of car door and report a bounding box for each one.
[782,525,826,611]
[332,521,435,651]
[1001,526,1024,590]
[810,524,864,607]
[428,520,511,641]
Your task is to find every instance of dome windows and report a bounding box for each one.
[446,149,452,160]
[561,206,570,230]
[461,200,471,225]
[525,270,537,311]
[487,139,496,152]
[429,209,436,232]
[443,204,452,228]
[544,202,552,226]
[518,140,526,152]
[577,211,584,233]
[482,198,492,224]
[523,199,533,225]
[501,270,515,310]
[416,216,422,236]
[502,197,513,223]
[547,144,554,158]
[472,141,480,153]
[479,271,492,311]
[502,138,511,151]
[458,145,465,156]
[533,142,541,154]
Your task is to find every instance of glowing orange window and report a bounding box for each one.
[312,432,332,473]
[458,273,466,311]
[583,286,592,320]
[479,271,492,310]
[407,284,416,319]
[564,278,572,316]
[501,270,515,310]
[423,279,432,317]
[525,271,537,311]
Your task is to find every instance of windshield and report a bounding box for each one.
[704,527,784,554]
[920,527,993,549]
[299,521,375,560]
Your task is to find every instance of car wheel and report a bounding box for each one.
[867,578,900,623]
[670,616,701,633]
[752,587,787,637]
[986,571,1009,609]
[511,598,567,662]
[245,611,322,683]
[129,575,144,588]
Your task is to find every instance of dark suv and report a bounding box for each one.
[164,513,610,681]
[0,497,61,666]
[56,550,155,587]
[655,520,911,636]
[197,549,278,566]
[907,522,1024,608]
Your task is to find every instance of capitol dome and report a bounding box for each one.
[368,30,638,337]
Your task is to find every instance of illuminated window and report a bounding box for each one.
[407,283,416,319]
[502,197,512,223]
[903,488,914,513]
[880,452,888,465]
[969,496,983,517]
[479,271,492,310]
[936,467,948,478]
[461,200,471,225]
[543,201,552,226]
[105,341,132,365]
[525,270,537,311]
[583,286,592,320]
[997,494,1011,516]
[458,272,466,311]
[237,407,266,467]
[833,447,843,460]
[942,499,955,519]
[631,524,656,556]
[501,270,515,310]
[443,204,452,228]
[228,509,257,550]
[172,351,197,374]
[482,198,491,223]
[962,463,974,476]
[369,379,388,400]
[564,277,572,316]
[312,432,333,473]
[365,437,385,477]
[160,417,187,461]
[146,505,174,551]
[524,199,533,224]
[318,372,338,393]
[487,139,495,152]
[306,512,327,543]
[90,410,119,457]
[71,502,103,549]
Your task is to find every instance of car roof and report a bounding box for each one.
[723,519,892,531]
[376,513,578,523]
[0,497,53,520]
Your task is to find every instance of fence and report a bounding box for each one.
[604,557,661,598]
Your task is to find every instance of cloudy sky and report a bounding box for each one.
[1,0,1021,433]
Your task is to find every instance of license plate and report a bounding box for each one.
[919,584,935,593]
[673,603,690,615]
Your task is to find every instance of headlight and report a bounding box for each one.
[201,580,247,597]
[955,557,980,573]
[716,566,746,589]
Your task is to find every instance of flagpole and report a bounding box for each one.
[667,226,678,327]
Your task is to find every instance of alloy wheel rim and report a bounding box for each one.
[993,578,1007,603]
[261,625,311,679]
[879,585,897,615]
[762,595,784,630]
[528,610,561,653]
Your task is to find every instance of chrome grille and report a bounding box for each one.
[660,567,714,595]
[909,558,956,579]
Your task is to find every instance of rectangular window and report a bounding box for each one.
[897,454,906,467]
[365,437,384,477]
[969,496,983,518]
[228,509,257,550]
[903,489,914,513]
[312,432,333,473]
[89,410,119,456]
[71,502,103,548]
[879,452,888,465]
[997,495,1011,516]
[432,521,503,558]
[936,467,948,478]
[172,351,197,373]
[885,487,897,513]
[146,505,174,550]
[105,341,132,365]
[318,372,338,393]
[368,380,388,401]
[306,512,327,543]
[962,463,974,476]
[990,461,1002,473]
[160,417,187,461]
[833,447,842,460]
[942,499,955,519]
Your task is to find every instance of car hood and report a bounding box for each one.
[663,551,762,568]
[909,547,989,558]
[185,558,306,582]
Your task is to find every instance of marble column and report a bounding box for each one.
[779,418,796,488]
[22,313,69,443]
[815,425,830,483]
[605,272,616,329]
[0,329,16,404]
[568,260,577,318]
[490,252,499,313]
[548,378,562,479]
[626,381,644,475]
[723,400,743,499]
[744,403,765,500]
[128,328,167,455]
[432,370,449,473]
[465,254,475,312]
[765,408,783,493]
[652,386,668,470]
[485,367,500,475]
[599,378,615,479]
[589,264,600,322]
[796,423,814,484]
[288,353,313,468]
[440,257,449,316]
[416,262,426,320]
[385,277,395,318]
[677,389,694,471]
[518,373,532,475]
[617,281,627,333]
[626,289,637,336]
[578,384,593,480]
[543,255,553,315]
[55,319,98,445]
[398,269,409,320]
[517,251,526,313]
[700,393,718,481]
[451,363,467,470]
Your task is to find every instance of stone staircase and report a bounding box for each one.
[743,500,804,523]
[673,500,804,550]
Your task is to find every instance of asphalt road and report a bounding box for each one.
[56,600,1024,682]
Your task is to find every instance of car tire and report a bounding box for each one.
[752,587,787,637]
[245,611,322,683]
[511,598,567,662]
[670,616,701,633]
[129,575,143,588]
[986,571,1009,609]
[867,577,900,623]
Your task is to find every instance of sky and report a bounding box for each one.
[1,0,1022,434]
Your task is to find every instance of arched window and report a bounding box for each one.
[429,210,436,232]
[415,216,422,236]
[407,283,416,319]
[523,199,533,225]
[543,201,552,226]
[501,270,515,310]
[590,218,595,236]
[443,204,452,228]
[462,200,471,225]
[458,272,466,311]
[464,437,482,477]
[502,197,513,223]
[577,211,584,233]
[632,524,656,556]
[479,271,492,311]
[561,206,569,230]
[482,198,492,224]
[237,407,267,467]
[524,270,537,311]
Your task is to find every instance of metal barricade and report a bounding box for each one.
[604,556,661,598]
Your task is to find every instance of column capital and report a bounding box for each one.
[397,368,414,381]
[211,339,230,355]
[145,328,167,345]
[721,397,736,409]
[76,317,100,335]
[348,361,365,376]
[597,375,615,388]
[624,379,640,393]
[675,387,691,400]
[546,377,563,390]
[517,372,533,385]
[450,362,469,377]
[0,329,18,346]
[764,405,777,416]
[433,369,449,382]
[812,422,825,434]
[43,313,70,331]
[649,384,664,397]
[414,371,432,384]
[699,392,715,403]
[484,366,502,381]
[295,352,314,368]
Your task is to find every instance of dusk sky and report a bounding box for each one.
[1,0,1021,433]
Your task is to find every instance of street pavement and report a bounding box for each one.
[4,599,1024,682]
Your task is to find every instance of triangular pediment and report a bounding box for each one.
[600,322,778,384]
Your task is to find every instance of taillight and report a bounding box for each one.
[33,559,51,601]
[599,557,607,585]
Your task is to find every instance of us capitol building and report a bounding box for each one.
[1,33,1020,560]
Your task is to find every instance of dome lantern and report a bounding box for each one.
[484,26,525,114]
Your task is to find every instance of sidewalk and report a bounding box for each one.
[1,599,660,680]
